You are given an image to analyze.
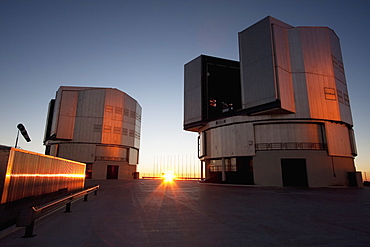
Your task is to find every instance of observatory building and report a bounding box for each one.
[44,86,141,179]
[184,16,361,187]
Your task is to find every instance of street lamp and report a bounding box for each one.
[15,123,31,148]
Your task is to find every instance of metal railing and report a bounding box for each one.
[255,142,327,151]
[17,185,100,238]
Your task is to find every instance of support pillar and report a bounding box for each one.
[200,161,204,179]
[222,158,226,182]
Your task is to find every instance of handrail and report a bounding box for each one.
[32,185,99,212]
[17,185,100,238]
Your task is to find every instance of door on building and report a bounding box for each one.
[236,157,254,184]
[281,159,308,187]
[106,165,119,179]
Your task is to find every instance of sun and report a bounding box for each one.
[162,171,176,183]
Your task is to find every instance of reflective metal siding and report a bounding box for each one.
[95,145,128,162]
[299,27,341,121]
[272,24,295,113]
[254,123,324,144]
[1,148,85,203]
[239,17,295,113]
[288,28,311,118]
[128,148,138,165]
[184,56,202,129]
[122,93,139,148]
[325,122,352,157]
[102,89,125,145]
[57,143,95,163]
[134,102,142,149]
[239,17,276,108]
[205,123,254,158]
[74,88,105,143]
[329,30,353,125]
[56,90,78,139]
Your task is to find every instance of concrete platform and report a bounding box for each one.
[0,179,369,246]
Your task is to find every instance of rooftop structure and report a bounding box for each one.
[44,86,141,179]
[184,16,361,187]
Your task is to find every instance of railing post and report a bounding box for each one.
[22,221,36,238]
[84,194,88,201]
[65,201,72,213]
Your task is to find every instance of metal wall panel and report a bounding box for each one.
[122,121,135,147]
[254,123,324,144]
[134,102,142,149]
[272,24,295,113]
[128,148,138,165]
[50,89,62,137]
[56,90,78,139]
[184,56,202,128]
[298,28,341,121]
[205,122,254,159]
[102,89,125,145]
[1,148,85,203]
[239,17,276,109]
[239,16,295,113]
[74,88,105,143]
[95,145,128,160]
[288,28,311,118]
[57,143,95,163]
[325,122,352,157]
[329,30,353,125]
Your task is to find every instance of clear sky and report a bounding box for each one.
[1,0,369,176]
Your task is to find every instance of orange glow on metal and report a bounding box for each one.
[161,171,176,182]
[6,173,85,178]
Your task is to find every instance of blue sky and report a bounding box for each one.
[1,0,369,176]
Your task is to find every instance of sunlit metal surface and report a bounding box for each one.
[0,146,86,203]
[43,86,142,179]
[183,16,359,187]
[6,174,85,178]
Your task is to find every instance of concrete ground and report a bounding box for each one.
[0,179,369,247]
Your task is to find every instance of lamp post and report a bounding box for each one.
[15,123,31,148]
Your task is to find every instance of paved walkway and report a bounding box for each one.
[0,179,370,246]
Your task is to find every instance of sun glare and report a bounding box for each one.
[162,171,176,182]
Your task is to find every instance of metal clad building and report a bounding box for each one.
[184,16,361,187]
[44,86,141,180]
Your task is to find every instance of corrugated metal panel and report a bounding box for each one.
[1,148,85,203]
[56,90,78,139]
[325,122,352,157]
[184,56,202,128]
